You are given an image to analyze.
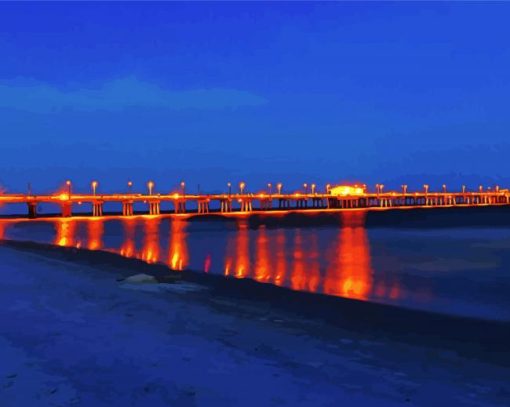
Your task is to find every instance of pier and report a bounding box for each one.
[1,183,509,218]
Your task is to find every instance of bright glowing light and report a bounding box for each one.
[329,185,365,197]
[91,181,98,195]
[147,181,154,195]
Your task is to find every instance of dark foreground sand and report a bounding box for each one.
[0,241,509,406]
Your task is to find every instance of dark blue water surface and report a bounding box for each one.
[2,211,510,321]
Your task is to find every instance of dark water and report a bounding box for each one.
[1,211,510,321]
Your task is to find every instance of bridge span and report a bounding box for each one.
[1,186,509,218]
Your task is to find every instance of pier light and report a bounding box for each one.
[267,183,272,195]
[401,184,407,195]
[496,185,500,192]
[91,180,98,196]
[180,181,185,195]
[479,185,483,193]
[311,183,316,194]
[66,180,72,197]
[127,181,133,194]
[442,184,447,193]
[303,183,308,194]
[227,182,232,196]
[147,181,154,196]
[375,183,380,194]
[326,183,331,194]
[277,182,283,194]
[462,185,466,194]
[239,182,246,194]
[423,184,429,194]
[380,184,384,194]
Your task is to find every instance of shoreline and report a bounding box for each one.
[2,238,509,367]
[1,239,510,405]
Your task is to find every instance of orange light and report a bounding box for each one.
[329,185,365,197]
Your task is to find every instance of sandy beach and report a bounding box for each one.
[0,241,509,406]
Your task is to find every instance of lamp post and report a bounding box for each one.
[127,181,133,194]
[267,183,272,195]
[311,183,316,195]
[66,180,72,199]
[180,181,185,196]
[375,183,380,195]
[423,184,429,195]
[239,182,245,194]
[91,180,98,196]
[326,183,331,194]
[227,182,232,196]
[479,185,483,193]
[401,184,407,195]
[442,184,447,194]
[462,185,466,194]
[277,182,282,195]
[303,183,308,194]
[380,184,384,194]
[147,181,154,196]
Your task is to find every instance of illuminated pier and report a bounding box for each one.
[0,182,509,219]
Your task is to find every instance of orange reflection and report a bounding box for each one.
[168,219,188,270]
[235,219,250,278]
[323,211,373,300]
[87,219,104,250]
[119,219,137,258]
[226,219,251,278]
[272,229,287,287]
[54,219,77,247]
[204,254,211,273]
[140,218,160,264]
[290,230,307,291]
[254,225,270,282]
[306,230,321,292]
[0,221,5,240]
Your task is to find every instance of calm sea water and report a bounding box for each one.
[2,211,510,321]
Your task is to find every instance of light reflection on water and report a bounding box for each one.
[2,212,510,320]
[48,212,380,301]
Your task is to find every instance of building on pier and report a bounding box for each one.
[329,185,366,197]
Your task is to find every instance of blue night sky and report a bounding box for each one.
[1,2,510,194]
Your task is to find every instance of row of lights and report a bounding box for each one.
[64,180,306,196]
[62,180,501,197]
[395,184,500,195]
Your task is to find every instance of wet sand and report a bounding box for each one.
[0,240,509,406]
